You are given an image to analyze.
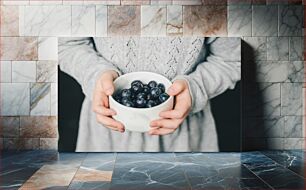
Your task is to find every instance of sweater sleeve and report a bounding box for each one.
[58,37,121,100]
[174,37,241,114]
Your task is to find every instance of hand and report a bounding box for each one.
[149,79,192,135]
[92,70,125,133]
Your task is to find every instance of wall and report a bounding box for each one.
[0,0,304,150]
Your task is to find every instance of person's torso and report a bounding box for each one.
[93,37,208,80]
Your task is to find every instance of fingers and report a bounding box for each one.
[149,128,175,135]
[167,80,186,96]
[93,106,116,116]
[96,115,125,132]
[159,109,187,119]
[100,72,116,96]
[150,119,181,129]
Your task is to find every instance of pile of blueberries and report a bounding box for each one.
[113,80,170,108]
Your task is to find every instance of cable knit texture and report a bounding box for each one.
[58,37,241,152]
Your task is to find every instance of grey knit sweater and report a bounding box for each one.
[59,37,241,152]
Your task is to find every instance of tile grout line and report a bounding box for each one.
[109,152,118,188]
[66,153,87,188]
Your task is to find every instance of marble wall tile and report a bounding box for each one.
[151,0,172,4]
[96,5,107,37]
[0,37,38,61]
[12,61,36,82]
[0,6,19,36]
[141,6,167,36]
[51,83,58,116]
[202,0,227,5]
[287,61,304,82]
[244,83,281,116]
[20,116,58,138]
[24,6,71,36]
[1,0,29,5]
[252,5,278,36]
[281,83,303,115]
[83,0,109,5]
[167,5,183,36]
[29,0,63,5]
[121,0,150,5]
[108,6,141,36]
[19,6,25,36]
[284,116,303,137]
[3,138,18,149]
[289,37,303,61]
[0,83,30,116]
[228,5,252,37]
[63,0,84,5]
[254,61,288,82]
[183,5,227,36]
[40,138,58,150]
[279,5,303,36]
[267,37,289,61]
[243,37,267,61]
[37,61,57,82]
[0,61,11,82]
[0,138,3,150]
[172,0,201,5]
[244,116,285,138]
[266,138,284,150]
[72,5,96,36]
[0,117,19,137]
[30,83,51,116]
[283,138,304,149]
[228,0,252,4]
[19,138,40,150]
[38,37,58,60]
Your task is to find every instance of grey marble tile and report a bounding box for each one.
[243,37,267,61]
[72,5,95,36]
[244,83,281,117]
[228,5,252,37]
[82,153,116,171]
[12,61,36,82]
[284,138,304,150]
[151,0,172,5]
[166,5,183,36]
[255,61,289,82]
[284,116,303,138]
[96,5,107,37]
[0,83,30,116]
[267,37,289,61]
[244,116,285,138]
[50,83,58,116]
[37,61,57,82]
[141,6,167,36]
[242,152,304,189]
[0,116,19,138]
[287,61,304,82]
[290,37,303,61]
[175,153,271,189]
[0,61,11,82]
[68,181,110,190]
[38,37,58,61]
[172,0,201,5]
[252,5,278,36]
[281,83,303,115]
[279,5,303,36]
[30,83,51,116]
[110,153,190,190]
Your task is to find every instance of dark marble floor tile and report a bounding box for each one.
[110,153,190,190]
[261,150,305,178]
[68,181,110,190]
[242,152,305,189]
[175,153,271,190]
[82,153,116,171]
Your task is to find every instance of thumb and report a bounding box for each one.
[101,72,117,96]
[167,80,186,96]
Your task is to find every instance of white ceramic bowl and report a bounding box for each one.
[109,72,174,132]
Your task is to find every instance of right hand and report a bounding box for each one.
[92,70,125,133]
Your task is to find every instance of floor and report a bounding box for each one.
[0,151,304,190]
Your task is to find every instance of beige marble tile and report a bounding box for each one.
[141,5,166,36]
[3,138,39,150]
[0,37,38,60]
[202,0,227,4]
[40,138,58,150]
[0,116,19,137]
[151,0,172,4]
[167,5,182,36]
[73,167,112,182]
[121,0,150,4]
[30,83,51,116]
[20,116,58,138]
[108,6,141,36]
[183,5,227,36]
[1,6,19,36]
[20,164,78,189]
[37,61,57,82]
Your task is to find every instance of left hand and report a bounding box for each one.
[149,79,192,135]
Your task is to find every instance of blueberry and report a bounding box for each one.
[150,87,162,99]
[136,97,147,108]
[121,97,130,105]
[121,89,132,98]
[159,93,169,103]
[131,80,143,87]
[136,93,147,100]
[123,100,134,107]
[148,81,157,88]
[157,83,165,93]
[143,85,150,94]
[131,83,143,93]
[146,93,152,100]
[146,100,156,108]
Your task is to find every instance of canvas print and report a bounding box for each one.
[58,37,241,152]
